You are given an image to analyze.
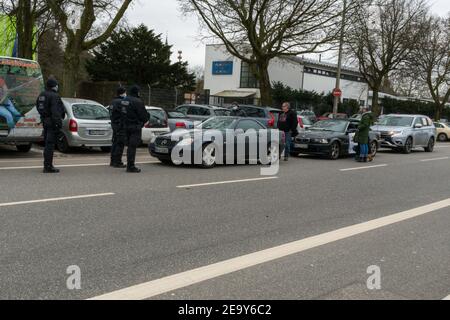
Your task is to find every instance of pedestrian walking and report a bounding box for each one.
[277,102,298,161]
[110,87,127,168]
[124,85,149,173]
[36,78,66,173]
[355,107,375,162]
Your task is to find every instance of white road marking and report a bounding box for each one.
[89,198,450,300]
[340,164,388,172]
[0,161,159,170]
[443,294,450,300]
[0,193,115,208]
[176,177,278,188]
[420,157,449,162]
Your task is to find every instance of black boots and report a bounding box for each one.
[43,167,60,173]
[127,166,141,173]
[111,162,126,168]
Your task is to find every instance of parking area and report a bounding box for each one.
[0,141,449,300]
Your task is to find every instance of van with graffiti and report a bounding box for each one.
[0,56,44,152]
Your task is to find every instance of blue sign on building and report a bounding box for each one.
[212,61,233,75]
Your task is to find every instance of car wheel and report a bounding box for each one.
[201,143,217,168]
[402,137,413,154]
[370,141,378,158]
[424,137,435,152]
[16,143,32,153]
[100,146,111,153]
[56,135,70,153]
[328,141,340,160]
[438,133,448,142]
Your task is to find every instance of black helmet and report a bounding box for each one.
[116,86,126,96]
[129,85,141,97]
[46,78,58,89]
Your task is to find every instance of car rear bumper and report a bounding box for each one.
[66,133,112,147]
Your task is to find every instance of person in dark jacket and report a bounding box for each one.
[355,107,375,162]
[110,87,127,168]
[36,78,66,173]
[277,102,298,161]
[230,102,247,117]
[124,85,149,173]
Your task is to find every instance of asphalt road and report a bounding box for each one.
[0,144,449,300]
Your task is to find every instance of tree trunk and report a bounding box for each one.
[435,103,443,121]
[16,0,34,59]
[371,89,381,115]
[256,59,272,106]
[62,50,81,97]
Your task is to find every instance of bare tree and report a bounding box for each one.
[0,0,55,59]
[346,0,428,114]
[180,0,351,105]
[46,0,133,97]
[408,15,450,120]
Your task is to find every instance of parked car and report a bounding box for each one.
[371,114,436,153]
[297,115,313,131]
[141,106,170,144]
[57,98,112,153]
[175,104,231,121]
[292,119,380,160]
[149,116,284,168]
[297,110,317,123]
[166,110,195,131]
[236,105,283,128]
[434,122,450,142]
[317,112,349,121]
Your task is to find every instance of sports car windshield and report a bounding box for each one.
[197,117,236,130]
[310,120,347,132]
[377,116,413,127]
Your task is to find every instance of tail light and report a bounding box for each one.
[298,117,304,128]
[268,112,275,128]
[175,122,186,128]
[69,119,78,132]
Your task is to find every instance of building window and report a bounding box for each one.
[360,100,365,106]
[240,62,259,88]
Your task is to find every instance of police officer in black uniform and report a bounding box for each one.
[110,87,127,168]
[36,78,66,173]
[124,85,149,173]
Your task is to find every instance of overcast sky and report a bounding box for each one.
[127,0,450,69]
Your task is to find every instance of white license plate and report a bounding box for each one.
[0,129,8,137]
[89,130,106,136]
[155,146,169,154]
[295,144,308,149]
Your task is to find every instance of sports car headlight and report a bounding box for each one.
[311,138,329,144]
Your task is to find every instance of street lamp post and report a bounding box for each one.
[333,0,348,114]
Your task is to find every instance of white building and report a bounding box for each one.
[204,44,369,107]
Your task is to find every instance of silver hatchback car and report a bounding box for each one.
[57,98,113,153]
[371,114,437,154]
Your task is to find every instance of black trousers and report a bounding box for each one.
[43,126,57,168]
[126,129,141,168]
[110,129,126,165]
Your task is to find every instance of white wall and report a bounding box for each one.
[303,73,369,104]
[204,44,368,105]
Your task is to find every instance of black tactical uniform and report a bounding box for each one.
[110,87,127,168]
[36,79,65,173]
[124,85,149,173]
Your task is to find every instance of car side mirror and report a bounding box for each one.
[414,124,423,129]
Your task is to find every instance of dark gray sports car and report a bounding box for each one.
[292,119,380,160]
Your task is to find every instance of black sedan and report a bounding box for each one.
[149,117,285,168]
[291,119,380,160]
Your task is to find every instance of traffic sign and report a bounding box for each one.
[332,88,342,97]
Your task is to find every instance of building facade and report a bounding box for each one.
[204,44,369,107]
